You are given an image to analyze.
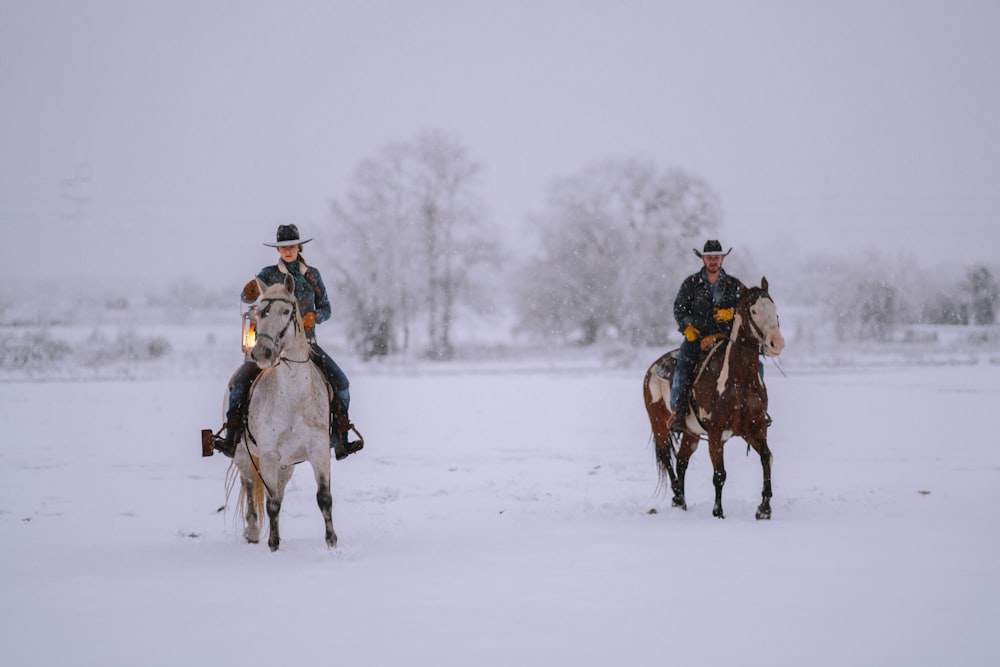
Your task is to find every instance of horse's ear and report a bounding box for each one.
[761,276,769,292]
[283,273,295,295]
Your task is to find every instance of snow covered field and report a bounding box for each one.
[2,342,998,666]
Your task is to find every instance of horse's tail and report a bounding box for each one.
[644,354,678,496]
[224,457,266,534]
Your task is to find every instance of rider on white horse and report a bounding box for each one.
[213,224,364,461]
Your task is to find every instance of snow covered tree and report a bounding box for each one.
[513,157,721,346]
[410,132,499,359]
[324,130,499,359]
[965,265,998,325]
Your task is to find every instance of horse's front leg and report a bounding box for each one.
[313,468,337,548]
[708,437,727,518]
[266,495,281,552]
[753,437,773,520]
[264,462,293,552]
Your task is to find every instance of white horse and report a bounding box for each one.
[228,274,336,551]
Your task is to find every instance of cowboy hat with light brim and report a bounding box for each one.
[264,224,313,247]
[693,239,732,258]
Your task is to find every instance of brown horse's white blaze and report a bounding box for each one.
[643,277,784,520]
[715,293,785,400]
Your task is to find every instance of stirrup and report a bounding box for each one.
[333,423,365,461]
[201,427,235,458]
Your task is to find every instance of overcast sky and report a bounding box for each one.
[3,1,998,293]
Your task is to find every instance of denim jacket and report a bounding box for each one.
[255,258,332,324]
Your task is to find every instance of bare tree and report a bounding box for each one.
[411,132,498,359]
[514,157,721,346]
[324,130,498,359]
[966,265,999,325]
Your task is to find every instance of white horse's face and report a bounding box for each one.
[251,294,299,369]
[749,294,785,357]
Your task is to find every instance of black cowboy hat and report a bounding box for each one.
[264,224,313,248]
[693,239,732,258]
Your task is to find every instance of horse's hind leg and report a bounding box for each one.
[242,472,260,544]
[672,434,699,511]
[653,435,679,502]
[649,406,680,505]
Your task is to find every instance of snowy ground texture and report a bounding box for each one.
[2,335,999,666]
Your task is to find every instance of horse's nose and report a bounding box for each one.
[252,345,274,367]
[768,332,786,356]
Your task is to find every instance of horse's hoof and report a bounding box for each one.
[713,509,725,519]
[756,507,772,520]
[671,497,687,510]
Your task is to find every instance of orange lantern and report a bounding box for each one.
[241,304,258,359]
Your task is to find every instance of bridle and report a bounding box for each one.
[737,289,776,356]
[745,290,769,342]
[255,296,311,366]
[739,290,785,376]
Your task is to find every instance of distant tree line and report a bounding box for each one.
[312,128,998,357]
[793,252,999,342]
[511,157,721,346]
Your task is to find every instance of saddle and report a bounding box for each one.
[653,349,678,381]
[654,334,727,384]
[201,356,363,458]
[246,356,365,459]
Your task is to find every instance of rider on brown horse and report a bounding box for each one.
[669,239,743,430]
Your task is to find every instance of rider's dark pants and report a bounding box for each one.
[310,342,351,415]
[670,339,699,410]
[226,342,350,424]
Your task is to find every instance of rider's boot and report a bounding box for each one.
[331,408,364,461]
[669,387,691,433]
[668,404,686,432]
[212,414,239,458]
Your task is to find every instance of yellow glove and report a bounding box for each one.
[714,308,734,323]
[241,280,260,303]
[302,312,317,329]
[684,325,699,342]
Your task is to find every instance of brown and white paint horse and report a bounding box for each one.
[643,278,785,519]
